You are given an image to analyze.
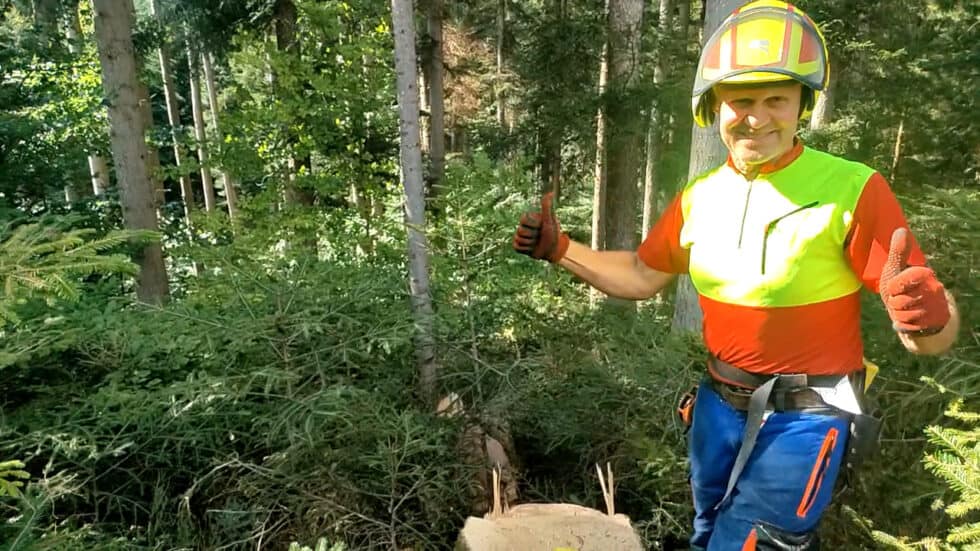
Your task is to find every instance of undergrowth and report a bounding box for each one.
[0,159,976,550]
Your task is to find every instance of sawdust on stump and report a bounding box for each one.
[454,503,645,551]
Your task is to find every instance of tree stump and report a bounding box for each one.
[454,503,645,551]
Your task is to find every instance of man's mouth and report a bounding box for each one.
[736,129,776,140]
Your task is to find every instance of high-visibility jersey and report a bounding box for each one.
[637,141,926,375]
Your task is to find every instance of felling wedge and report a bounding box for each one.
[453,464,644,551]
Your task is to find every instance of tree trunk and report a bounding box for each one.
[668,0,693,191]
[186,40,216,212]
[92,0,170,304]
[602,0,644,252]
[37,0,78,202]
[678,0,691,45]
[202,51,239,219]
[136,81,165,211]
[591,33,609,252]
[496,0,507,129]
[350,182,375,255]
[642,0,673,235]
[537,132,561,198]
[808,63,835,130]
[67,1,109,196]
[88,155,108,196]
[419,71,430,154]
[151,0,196,226]
[672,0,745,333]
[275,0,315,207]
[33,0,58,36]
[425,0,445,204]
[641,113,660,235]
[890,117,904,182]
[391,0,438,408]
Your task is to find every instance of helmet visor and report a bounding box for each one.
[693,6,828,96]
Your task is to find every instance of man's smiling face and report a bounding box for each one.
[714,80,803,172]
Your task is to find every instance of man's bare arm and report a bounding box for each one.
[557,240,675,300]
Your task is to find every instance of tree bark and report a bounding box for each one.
[808,64,835,131]
[678,0,691,45]
[187,39,216,212]
[425,0,445,203]
[672,0,745,333]
[667,0,693,191]
[137,81,165,211]
[642,0,673,235]
[88,155,108,196]
[39,0,83,203]
[391,0,438,407]
[202,51,239,219]
[602,0,644,252]
[890,117,904,182]
[496,0,507,129]
[66,4,108,196]
[419,71,430,154]
[151,0,196,226]
[275,0,315,207]
[591,34,608,253]
[32,0,59,36]
[92,0,170,304]
[592,0,609,255]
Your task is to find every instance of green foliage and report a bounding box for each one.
[798,0,979,186]
[819,183,979,549]
[2,0,977,548]
[0,4,108,210]
[217,0,397,204]
[0,459,30,498]
[924,401,980,546]
[0,222,153,324]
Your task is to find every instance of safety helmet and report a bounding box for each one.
[691,0,830,127]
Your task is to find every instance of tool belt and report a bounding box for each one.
[707,356,851,413]
[706,355,876,509]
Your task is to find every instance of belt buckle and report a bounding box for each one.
[776,373,808,389]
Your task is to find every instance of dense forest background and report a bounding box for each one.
[0,0,977,549]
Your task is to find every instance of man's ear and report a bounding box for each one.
[799,87,815,116]
[698,88,718,125]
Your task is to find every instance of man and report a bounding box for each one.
[512,1,960,549]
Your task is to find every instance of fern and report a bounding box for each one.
[0,223,155,323]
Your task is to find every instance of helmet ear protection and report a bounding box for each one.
[691,1,828,128]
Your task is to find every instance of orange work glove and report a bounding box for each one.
[878,228,950,335]
[512,192,570,263]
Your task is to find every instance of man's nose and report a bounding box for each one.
[744,109,770,129]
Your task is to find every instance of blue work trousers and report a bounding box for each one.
[688,380,850,550]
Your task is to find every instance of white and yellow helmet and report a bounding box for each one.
[692,0,830,127]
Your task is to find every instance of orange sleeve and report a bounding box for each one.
[637,192,689,274]
[846,172,927,293]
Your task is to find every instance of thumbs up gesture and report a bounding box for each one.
[878,228,950,335]
[512,192,570,263]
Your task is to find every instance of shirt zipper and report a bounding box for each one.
[761,201,820,274]
[737,180,755,248]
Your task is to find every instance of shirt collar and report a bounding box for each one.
[726,139,804,176]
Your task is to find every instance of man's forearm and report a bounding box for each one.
[557,240,672,300]
[899,291,960,355]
